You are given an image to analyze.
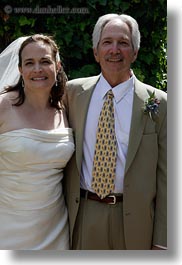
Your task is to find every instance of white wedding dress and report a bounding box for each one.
[0,128,74,250]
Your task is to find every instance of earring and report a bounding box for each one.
[22,80,24,88]
[49,94,53,103]
[55,78,58,87]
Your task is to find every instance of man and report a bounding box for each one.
[63,14,167,250]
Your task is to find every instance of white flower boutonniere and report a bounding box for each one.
[143,91,160,120]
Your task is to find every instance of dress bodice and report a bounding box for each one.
[0,128,74,249]
[0,128,74,170]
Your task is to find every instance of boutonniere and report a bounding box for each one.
[143,91,160,120]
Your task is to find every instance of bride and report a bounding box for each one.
[0,34,74,250]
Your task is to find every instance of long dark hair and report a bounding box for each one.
[1,34,67,110]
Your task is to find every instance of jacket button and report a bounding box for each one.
[125,212,131,216]
[75,197,79,203]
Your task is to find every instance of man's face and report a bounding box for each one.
[94,19,138,83]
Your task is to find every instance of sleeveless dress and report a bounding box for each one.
[0,128,74,250]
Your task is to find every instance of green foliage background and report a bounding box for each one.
[0,0,167,90]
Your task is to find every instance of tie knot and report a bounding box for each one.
[107,89,114,99]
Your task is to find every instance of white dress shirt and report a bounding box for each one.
[80,73,134,193]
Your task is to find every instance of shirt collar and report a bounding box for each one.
[99,72,134,103]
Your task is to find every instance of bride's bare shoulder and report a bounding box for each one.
[0,92,19,130]
[0,94,10,108]
[0,91,18,110]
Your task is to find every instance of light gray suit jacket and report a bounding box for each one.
[63,75,167,249]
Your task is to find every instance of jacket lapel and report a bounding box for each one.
[124,79,149,175]
[75,76,100,172]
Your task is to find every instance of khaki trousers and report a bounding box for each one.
[72,197,126,250]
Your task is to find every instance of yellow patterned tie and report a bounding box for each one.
[92,89,117,199]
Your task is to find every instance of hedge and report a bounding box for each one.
[0,0,167,90]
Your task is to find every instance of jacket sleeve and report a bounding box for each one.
[153,91,167,247]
